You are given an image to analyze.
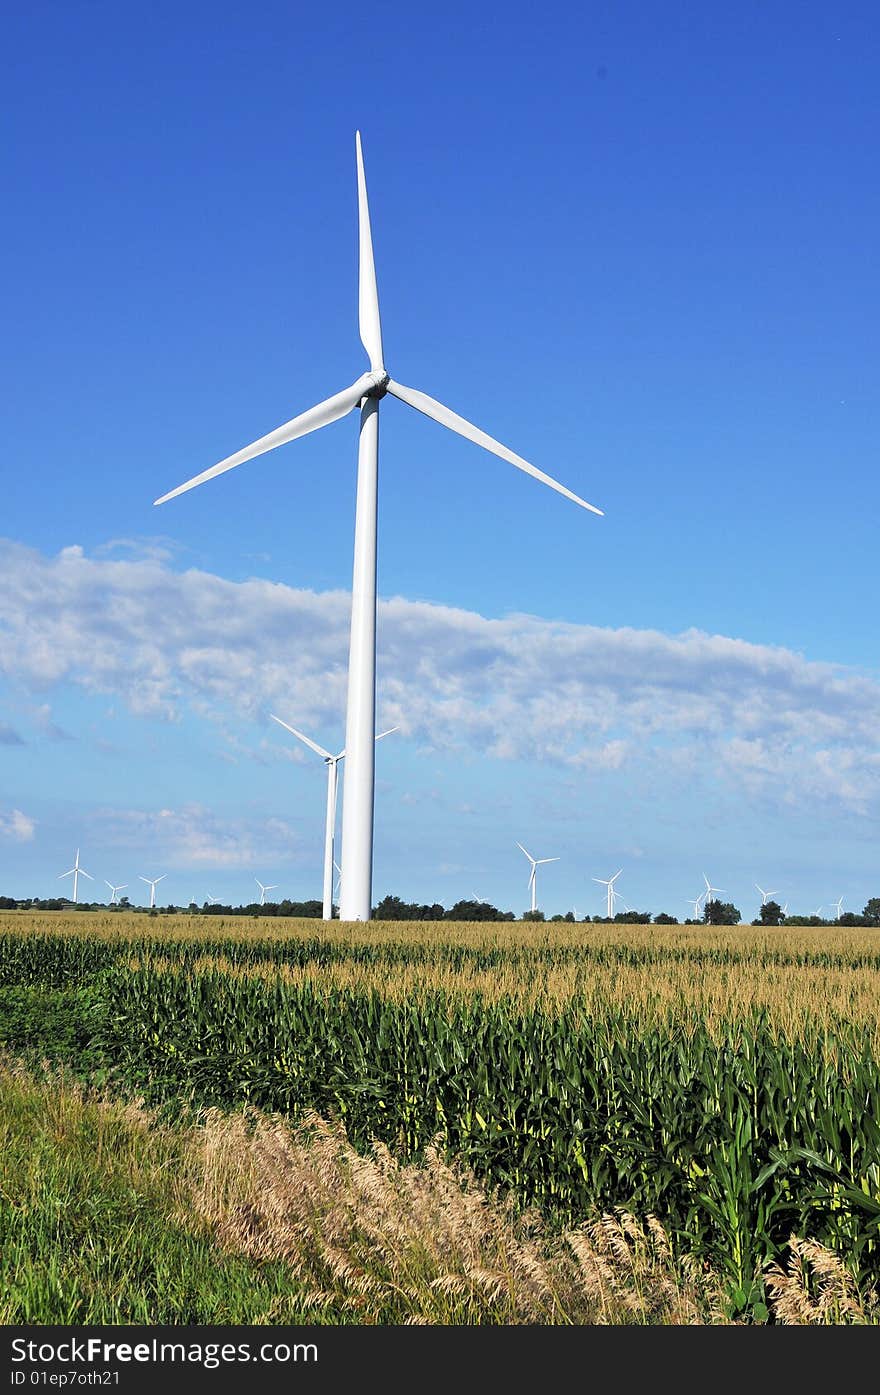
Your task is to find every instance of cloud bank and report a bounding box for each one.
[1,539,878,814]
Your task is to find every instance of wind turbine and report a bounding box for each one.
[271,715,397,921]
[686,893,704,919]
[782,902,789,917]
[206,894,221,907]
[813,904,823,918]
[703,874,725,905]
[755,883,778,906]
[139,874,166,909]
[104,880,127,906]
[255,878,278,906]
[516,842,559,914]
[154,133,603,922]
[832,895,844,921]
[58,849,93,904]
[593,869,623,918]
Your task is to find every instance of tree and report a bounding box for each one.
[522,909,545,922]
[756,900,784,927]
[653,912,677,925]
[864,898,880,926]
[704,899,741,926]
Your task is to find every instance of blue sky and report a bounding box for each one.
[2,2,878,918]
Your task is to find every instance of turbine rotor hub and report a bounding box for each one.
[364,369,389,398]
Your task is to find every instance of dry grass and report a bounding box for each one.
[190,1109,725,1324]
[765,1236,880,1325]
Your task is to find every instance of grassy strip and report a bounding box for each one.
[0,1063,339,1325]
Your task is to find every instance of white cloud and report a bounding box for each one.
[87,802,302,870]
[1,539,879,815]
[0,808,36,842]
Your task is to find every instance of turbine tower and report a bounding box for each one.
[271,715,397,921]
[755,883,778,906]
[104,880,127,906]
[255,878,278,906]
[139,874,166,909]
[154,133,603,920]
[58,849,92,904]
[593,869,623,918]
[516,842,559,914]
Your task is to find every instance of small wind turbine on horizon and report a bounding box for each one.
[58,849,92,904]
[271,715,397,921]
[703,874,725,905]
[516,843,559,914]
[154,132,603,921]
[755,883,778,906]
[206,894,221,907]
[593,869,623,918]
[104,881,127,906]
[832,895,845,920]
[139,874,166,909]
[686,892,704,919]
[255,878,278,906]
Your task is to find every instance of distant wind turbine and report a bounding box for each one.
[271,715,397,921]
[686,893,704,919]
[206,894,221,907]
[104,880,127,906]
[813,905,823,918]
[255,878,278,906]
[58,849,93,904]
[593,869,623,918]
[139,874,166,909]
[154,132,603,922]
[832,895,845,920]
[755,883,778,906]
[516,843,559,914]
[703,874,725,904]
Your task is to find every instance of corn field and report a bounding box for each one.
[2,911,879,1319]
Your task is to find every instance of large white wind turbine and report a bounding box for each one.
[154,133,603,921]
[516,842,560,914]
[255,878,278,906]
[104,880,127,906]
[593,869,623,918]
[59,849,93,904]
[832,895,845,921]
[271,714,397,921]
[755,883,778,906]
[139,874,166,909]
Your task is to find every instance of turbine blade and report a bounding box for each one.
[386,379,603,516]
[155,875,166,883]
[375,726,399,742]
[79,868,93,880]
[356,132,384,371]
[270,714,334,761]
[59,869,73,879]
[515,842,533,861]
[537,857,560,865]
[154,376,372,506]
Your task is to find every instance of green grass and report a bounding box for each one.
[0,1064,339,1324]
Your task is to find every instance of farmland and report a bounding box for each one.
[2,911,879,1322]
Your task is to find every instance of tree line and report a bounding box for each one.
[3,892,879,926]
